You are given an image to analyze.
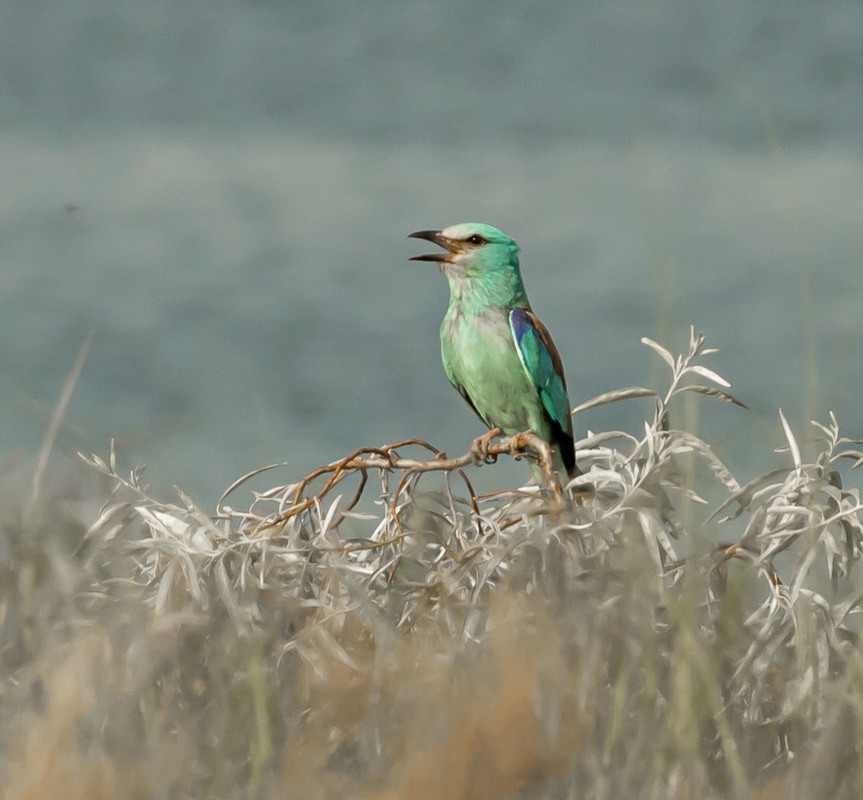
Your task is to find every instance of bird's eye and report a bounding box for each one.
[467,235,487,246]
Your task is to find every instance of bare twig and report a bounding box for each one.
[26,330,94,518]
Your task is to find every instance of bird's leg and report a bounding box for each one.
[508,430,564,498]
[470,426,503,464]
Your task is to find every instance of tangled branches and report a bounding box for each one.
[219,426,573,545]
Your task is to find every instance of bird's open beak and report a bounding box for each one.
[408,230,454,263]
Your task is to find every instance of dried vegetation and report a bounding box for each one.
[2,329,863,799]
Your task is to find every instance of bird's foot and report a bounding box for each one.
[507,430,566,498]
[470,427,503,464]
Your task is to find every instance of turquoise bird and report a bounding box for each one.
[409,222,577,481]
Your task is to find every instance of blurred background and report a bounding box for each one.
[2,0,861,504]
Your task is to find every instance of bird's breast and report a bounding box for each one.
[441,307,512,364]
[440,306,546,435]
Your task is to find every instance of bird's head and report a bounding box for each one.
[409,223,527,307]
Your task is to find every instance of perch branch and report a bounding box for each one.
[251,429,565,537]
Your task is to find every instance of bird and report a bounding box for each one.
[409,222,576,482]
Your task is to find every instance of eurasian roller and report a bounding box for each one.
[409,223,577,481]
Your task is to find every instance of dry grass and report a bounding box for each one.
[2,329,863,799]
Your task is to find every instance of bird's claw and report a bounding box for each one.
[470,427,503,464]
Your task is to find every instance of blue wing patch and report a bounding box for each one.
[509,308,572,433]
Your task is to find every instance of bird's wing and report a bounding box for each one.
[442,356,493,429]
[455,384,492,429]
[509,308,572,435]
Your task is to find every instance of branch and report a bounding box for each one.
[234,430,566,538]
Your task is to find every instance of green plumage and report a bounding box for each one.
[409,222,576,480]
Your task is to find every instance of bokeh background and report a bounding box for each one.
[3,1,862,503]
